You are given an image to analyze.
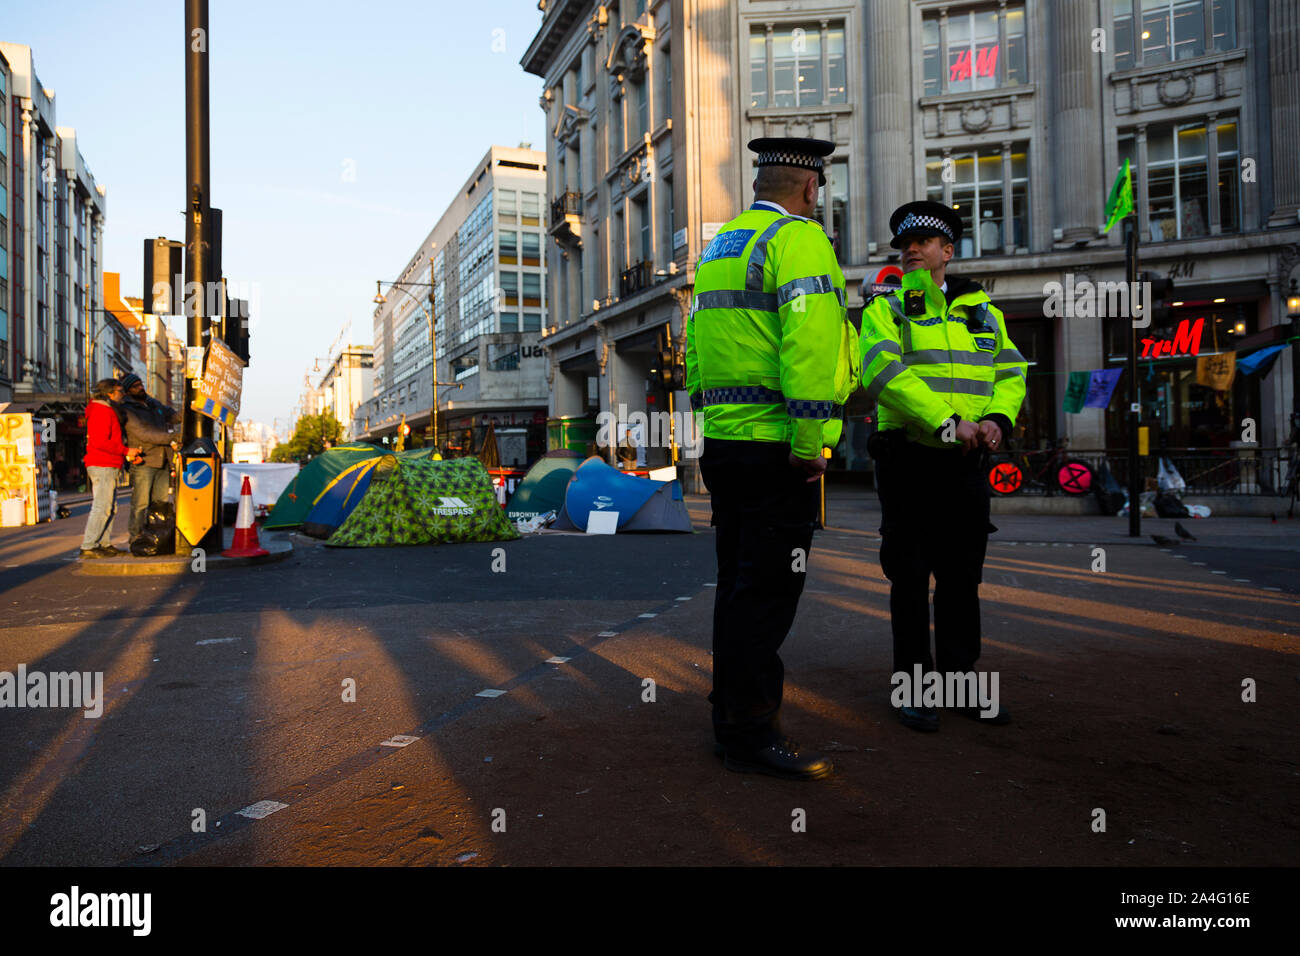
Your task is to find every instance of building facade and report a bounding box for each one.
[356,145,550,464]
[0,42,121,489]
[104,271,179,406]
[524,0,1300,480]
[315,344,373,441]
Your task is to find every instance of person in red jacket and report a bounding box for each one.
[80,378,140,558]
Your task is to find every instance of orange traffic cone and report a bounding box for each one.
[223,475,269,558]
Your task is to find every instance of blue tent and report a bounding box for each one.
[551,457,692,533]
[300,456,387,539]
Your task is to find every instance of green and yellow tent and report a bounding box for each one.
[264,443,389,530]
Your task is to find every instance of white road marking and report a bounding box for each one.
[598,631,618,637]
[380,734,420,748]
[1211,570,1227,575]
[237,800,288,820]
[638,613,657,619]
[476,689,506,698]
[1234,579,1250,583]
[1263,586,1283,592]
[195,638,238,645]
[704,583,717,587]
[675,596,691,601]
[1191,561,1207,566]
[545,656,571,664]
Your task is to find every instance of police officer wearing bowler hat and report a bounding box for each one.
[860,200,1027,732]
[685,137,861,780]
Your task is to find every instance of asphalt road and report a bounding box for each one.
[1,492,1296,867]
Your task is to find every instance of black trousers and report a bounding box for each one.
[871,435,995,676]
[700,437,819,752]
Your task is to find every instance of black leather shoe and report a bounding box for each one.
[95,545,124,557]
[955,705,1011,725]
[722,739,833,781]
[79,548,105,559]
[896,705,940,732]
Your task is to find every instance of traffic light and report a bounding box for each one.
[651,332,687,391]
[206,208,223,283]
[223,295,250,365]
[655,348,674,389]
[143,238,183,315]
[1140,272,1175,326]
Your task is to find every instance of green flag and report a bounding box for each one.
[1104,158,1134,233]
[1063,371,1090,414]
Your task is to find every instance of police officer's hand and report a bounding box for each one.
[954,419,981,454]
[977,419,1003,452]
[789,453,827,482]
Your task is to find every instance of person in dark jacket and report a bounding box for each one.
[80,379,140,558]
[119,373,180,540]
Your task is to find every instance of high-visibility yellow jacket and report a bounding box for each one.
[860,267,1027,448]
[685,204,861,460]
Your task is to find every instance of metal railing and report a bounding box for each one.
[1001,445,1295,496]
[619,261,653,299]
[549,192,582,223]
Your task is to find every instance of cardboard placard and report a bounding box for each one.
[192,337,244,425]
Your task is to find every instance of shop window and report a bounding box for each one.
[521,192,541,226]
[521,231,541,266]
[926,145,1029,256]
[812,159,850,262]
[922,4,1027,97]
[498,189,517,221]
[1119,118,1238,240]
[1113,0,1235,69]
[749,22,847,109]
[499,230,518,264]
[522,273,542,307]
[499,271,518,307]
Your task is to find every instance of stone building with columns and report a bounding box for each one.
[525,0,1300,481]
[0,42,121,484]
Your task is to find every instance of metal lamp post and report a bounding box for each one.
[375,254,439,451]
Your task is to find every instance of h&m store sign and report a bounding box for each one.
[1141,317,1203,359]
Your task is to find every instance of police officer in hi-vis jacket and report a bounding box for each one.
[860,200,1027,733]
[686,137,861,781]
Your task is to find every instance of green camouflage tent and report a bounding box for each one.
[326,456,519,547]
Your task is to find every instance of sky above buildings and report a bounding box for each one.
[1,0,546,433]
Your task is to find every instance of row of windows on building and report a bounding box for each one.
[745,0,1237,107]
[721,115,1240,264]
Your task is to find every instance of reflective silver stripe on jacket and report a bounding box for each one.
[995,348,1026,364]
[995,367,1027,381]
[694,289,779,313]
[902,348,995,367]
[863,340,902,366]
[745,217,798,290]
[776,274,839,307]
[864,361,906,401]
[919,377,995,397]
[702,386,785,406]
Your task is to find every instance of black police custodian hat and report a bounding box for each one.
[889,200,963,249]
[748,137,834,187]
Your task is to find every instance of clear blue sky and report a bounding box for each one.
[1,0,545,433]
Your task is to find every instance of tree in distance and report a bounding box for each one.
[268,412,344,462]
